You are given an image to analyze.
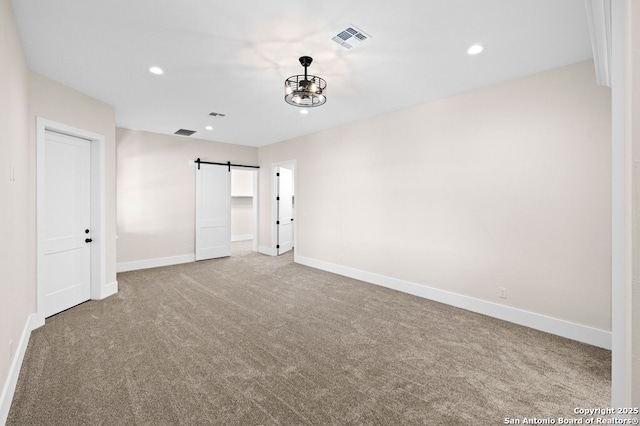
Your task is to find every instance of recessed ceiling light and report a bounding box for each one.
[467,45,484,55]
[300,109,309,115]
[149,66,164,75]
[205,126,213,130]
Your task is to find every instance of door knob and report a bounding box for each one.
[85,238,93,243]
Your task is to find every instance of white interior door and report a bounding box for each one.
[195,164,231,260]
[42,130,92,317]
[277,167,294,255]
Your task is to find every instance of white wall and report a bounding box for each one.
[231,198,254,239]
[116,128,258,265]
[259,60,612,333]
[0,0,32,404]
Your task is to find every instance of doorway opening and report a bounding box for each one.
[231,168,258,255]
[272,161,296,256]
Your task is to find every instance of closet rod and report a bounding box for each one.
[195,158,260,171]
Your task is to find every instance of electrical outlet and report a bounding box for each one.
[499,287,508,299]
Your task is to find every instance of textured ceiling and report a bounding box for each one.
[11,0,593,147]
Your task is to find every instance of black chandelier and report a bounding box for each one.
[284,56,327,107]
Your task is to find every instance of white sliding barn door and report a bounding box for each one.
[277,167,294,255]
[42,130,92,317]
[195,164,231,260]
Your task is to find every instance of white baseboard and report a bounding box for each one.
[258,246,277,256]
[231,234,253,242]
[117,254,196,273]
[0,313,42,425]
[295,255,612,350]
[95,280,118,299]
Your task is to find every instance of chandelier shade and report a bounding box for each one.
[284,56,327,107]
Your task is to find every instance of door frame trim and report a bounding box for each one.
[36,117,106,321]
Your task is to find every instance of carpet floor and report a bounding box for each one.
[8,242,610,425]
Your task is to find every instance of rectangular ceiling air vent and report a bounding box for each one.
[174,128,196,136]
[332,25,370,49]
[209,112,226,117]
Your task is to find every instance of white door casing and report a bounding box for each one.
[41,130,92,317]
[195,163,231,260]
[36,118,108,323]
[277,167,294,255]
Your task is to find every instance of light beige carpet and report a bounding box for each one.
[8,242,610,425]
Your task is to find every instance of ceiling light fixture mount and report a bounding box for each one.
[284,56,327,107]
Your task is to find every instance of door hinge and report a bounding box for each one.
[276,220,280,225]
[277,172,280,177]
[276,196,280,201]
[276,245,280,249]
